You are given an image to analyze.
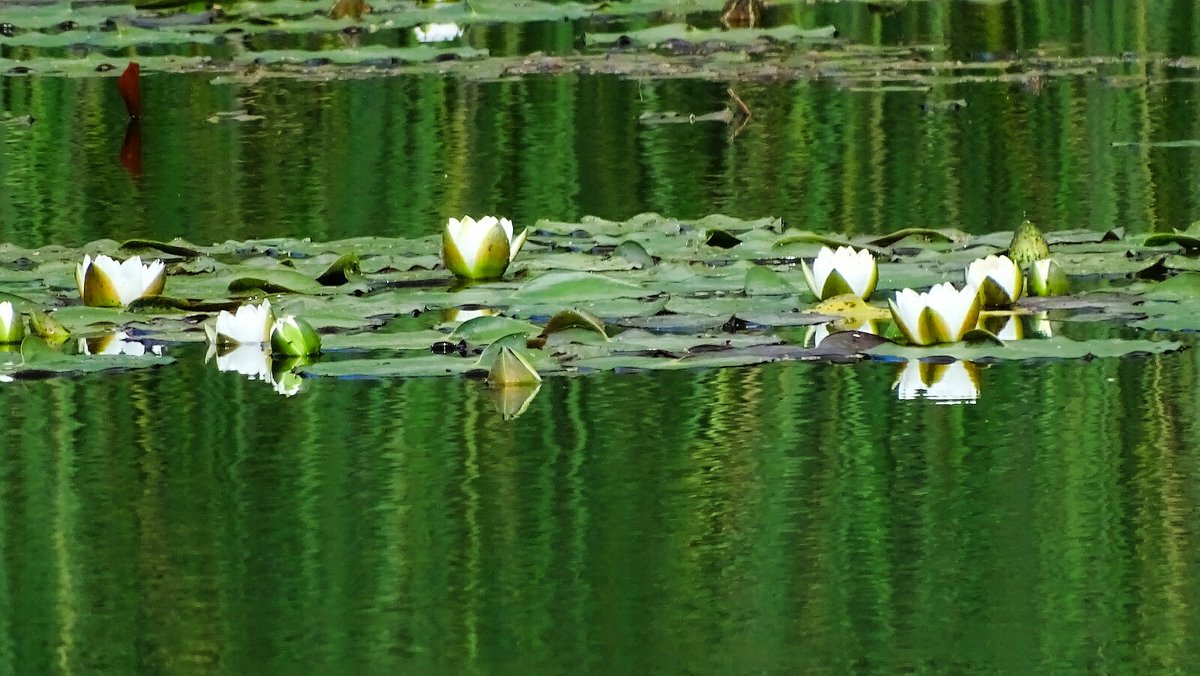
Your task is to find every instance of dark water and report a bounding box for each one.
[3,350,1200,673]
[2,1,1200,673]
[2,3,1200,246]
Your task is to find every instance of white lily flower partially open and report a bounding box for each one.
[966,254,1023,308]
[888,282,981,346]
[801,246,878,300]
[414,22,463,43]
[0,302,23,344]
[76,254,165,307]
[206,300,274,348]
[1028,257,1068,296]
[443,216,528,281]
[894,359,980,405]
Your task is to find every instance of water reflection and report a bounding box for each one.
[805,319,880,347]
[0,353,1198,670]
[487,382,541,420]
[4,62,1200,246]
[78,331,154,357]
[414,23,464,43]
[979,311,1054,340]
[893,358,980,404]
[207,344,305,396]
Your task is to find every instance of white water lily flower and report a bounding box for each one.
[79,331,147,356]
[995,315,1023,341]
[207,300,274,347]
[894,359,979,405]
[414,22,463,43]
[1028,257,1068,296]
[76,254,165,307]
[888,282,981,346]
[966,254,1023,308]
[0,302,23,344]
[443,215,528,280]
[801,246,878,300]
[444,308,497,323]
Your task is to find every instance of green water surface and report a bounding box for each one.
[2,1,1200,673]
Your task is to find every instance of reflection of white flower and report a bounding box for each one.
[894,359,979,405]
[212,344,272,382]
[1029,311,1053,338]
[995,315,1022,341]
[444,308,497,323]
[79,331,147,356]
[966,254,1023,308]
[76,254,166,307]
[888,283,981,346]
[0,301,23,344]
[801,246,877,300]
[443,215,528,280]
[207,300,274,347]
[414,22,463,43]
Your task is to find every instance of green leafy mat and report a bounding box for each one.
[0,213,1191,382]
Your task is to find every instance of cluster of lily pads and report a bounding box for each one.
[0,209,1187,410]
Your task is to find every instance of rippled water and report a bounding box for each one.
[2,1,1200,672]
[3,350,1200,672]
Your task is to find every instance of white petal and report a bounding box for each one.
[966,255,1020,299]
[447,216,490,272]
[809,246,835,292]
[892,287,928,337]
[499,217,514,243]
[838,247,876,297]
[927,282,976,341]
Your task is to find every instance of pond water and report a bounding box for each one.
[3,0,1200,673]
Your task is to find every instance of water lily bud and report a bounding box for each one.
[966,254,1024,308]
[487,346,541,386]
[1028,258,1068,296]
[888,283,981,346]
[270,315,322,357]
[801,245,878,301]
[442,216,528,281]
[76,254,165,307]
[0,302,23,344]
[28,310,69,347]
[206,300,274,347]
[1007,220,1051,268]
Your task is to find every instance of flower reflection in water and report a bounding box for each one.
[894,359,980,405]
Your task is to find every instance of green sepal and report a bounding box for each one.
[270,316,322,357]
[82,263,123,307]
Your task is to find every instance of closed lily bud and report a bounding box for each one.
[270,315,322,357]
[1028,258,1068,296]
